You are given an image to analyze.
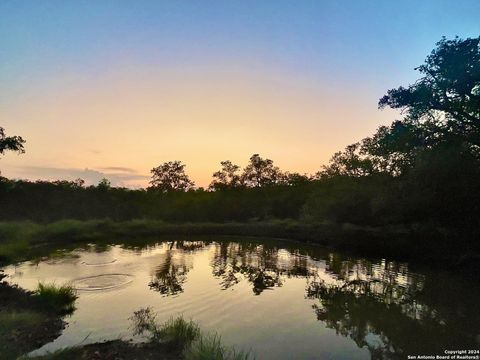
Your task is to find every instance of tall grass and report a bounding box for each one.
[130,308,254,359]
[35,282,78,314]
[0,221,39,263]
[157,316,201,346]
[131,308,200,346]
[186,334,253,360]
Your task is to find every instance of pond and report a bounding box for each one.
[2,237,480,359]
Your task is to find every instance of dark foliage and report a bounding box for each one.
[0,127,25,156]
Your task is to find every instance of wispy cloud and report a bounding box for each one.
[11,166,149,188]
[98,166,137,173]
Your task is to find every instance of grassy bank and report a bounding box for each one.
[0,219,477,270]
[0,275,77,360]
[30,309,252,360]
[1,268,251,360]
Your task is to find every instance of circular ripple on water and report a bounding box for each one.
[73,274,133,291]
[81,259,117,266]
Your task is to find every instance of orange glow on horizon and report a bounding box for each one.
[1,63,397,187]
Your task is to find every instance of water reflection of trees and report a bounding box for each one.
[149,241,204,296]
[211,242,314,295]
[306,255,480,359]
[146,240,480,359]
[211,242,480,359]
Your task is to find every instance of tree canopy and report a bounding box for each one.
[322,36,480,178]
[209,160,242,190]
[241,154,282,187]
[379,37,480,129]
[0,127,25,156]
[149,161,195,192]
[208,155,308,190]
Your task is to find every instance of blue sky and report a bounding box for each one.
[1,0,479,186]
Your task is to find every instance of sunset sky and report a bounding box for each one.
[1,0,480,187]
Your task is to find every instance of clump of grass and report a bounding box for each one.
[131,308,253,359]
[34,282,78,314]
[131,308,200,347]
[158,316,201,346]
[185,334,253,360]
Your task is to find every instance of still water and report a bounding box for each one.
[3,237,480,359]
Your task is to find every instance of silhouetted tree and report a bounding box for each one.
[280,172,312,186]
[319,143,377,178]
[209,160,242,190]
[378,37,480,156]
[149,161,195,192]
[0,127,25,156]
[97,178,112,190]
[73,178,85,188]
[359,121,429,175]
[0,126,25,177]
[241,154,282,187]
[321,37,480,179]
[380,37,480,132]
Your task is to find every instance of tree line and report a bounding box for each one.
[150,154,314,193]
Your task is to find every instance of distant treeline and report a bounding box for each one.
[0,166,478,231]
[1,37,479,235]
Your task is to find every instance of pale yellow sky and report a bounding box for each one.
[1,63,397,188]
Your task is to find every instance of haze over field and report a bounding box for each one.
[1,0,479,187]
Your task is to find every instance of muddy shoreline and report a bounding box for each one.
[0,271,183,360]
[0,272,66,360]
